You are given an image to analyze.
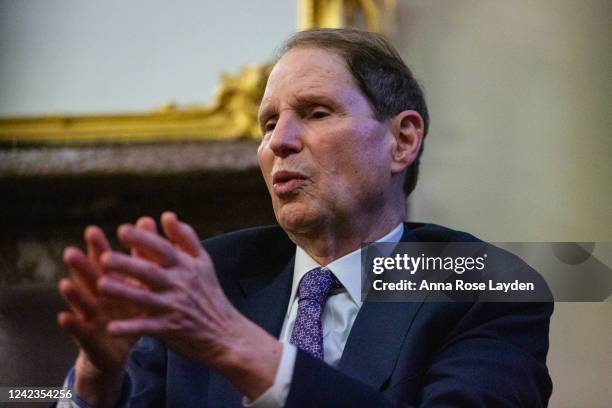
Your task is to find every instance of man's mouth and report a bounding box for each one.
[272,171,308,195]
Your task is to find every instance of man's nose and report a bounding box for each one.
[268,113,303,158]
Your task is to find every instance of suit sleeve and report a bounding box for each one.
[417,301,553,407]
[57,337,167,408]
[122,336,167,408]
[285,301,553,408]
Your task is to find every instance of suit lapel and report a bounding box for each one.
[338,224,425,389]
[337,302,423,388]
[237,256,295,336]
[207,257,294,408]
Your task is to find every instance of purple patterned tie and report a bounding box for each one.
[290,267,339,359]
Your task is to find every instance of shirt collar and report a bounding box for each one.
[290,223,404,310]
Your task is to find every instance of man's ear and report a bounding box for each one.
[389,110,425,174]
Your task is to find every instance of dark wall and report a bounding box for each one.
[0,141,277,387]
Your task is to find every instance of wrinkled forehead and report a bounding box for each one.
[260,46,361,111]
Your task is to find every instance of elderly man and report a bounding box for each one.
[58,29,552,407]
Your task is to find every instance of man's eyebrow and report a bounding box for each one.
[293,93,340,108]
[258,101,275,123]
[258,93,342,122]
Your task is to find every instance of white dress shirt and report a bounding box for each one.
[246,223,404,407]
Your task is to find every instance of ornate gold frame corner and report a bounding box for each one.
[0,62,273,145]
[0,0,395,146]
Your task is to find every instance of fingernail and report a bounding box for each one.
[85,225,100,240]
[163,211,177,221]
[108,321,121,334]
[118,224,133,238]
[98,276,111,291]
[100,251,112,266]
[63,247,78,263]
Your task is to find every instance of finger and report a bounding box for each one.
[136,216,158,233]
[100,251,171,289]
[98,276,171,311]
[117,224,178,267]
[133,217,158,259]
[58,278,98,320]
[58,311,85,336]
[64,247,99,295]
[107,317,167,336]
[161,211,203,258]
[57,311,98,349]
[85,225,111,266]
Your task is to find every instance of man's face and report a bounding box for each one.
[257,46,395,235]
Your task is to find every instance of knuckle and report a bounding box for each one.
[174,290,190,306]
[166,313,183,332]
[144,262,160,278]
[167,252,179,265]
[161,244,179,265]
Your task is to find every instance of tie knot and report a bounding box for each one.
[297,267,339,304]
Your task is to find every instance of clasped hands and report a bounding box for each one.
[58,212,281,406]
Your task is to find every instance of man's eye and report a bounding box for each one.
[264,121,276,133]
[310,110,330,119]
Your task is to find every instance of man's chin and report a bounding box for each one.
[275,204,320,235]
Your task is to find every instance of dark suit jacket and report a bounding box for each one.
[119,223,553,407]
